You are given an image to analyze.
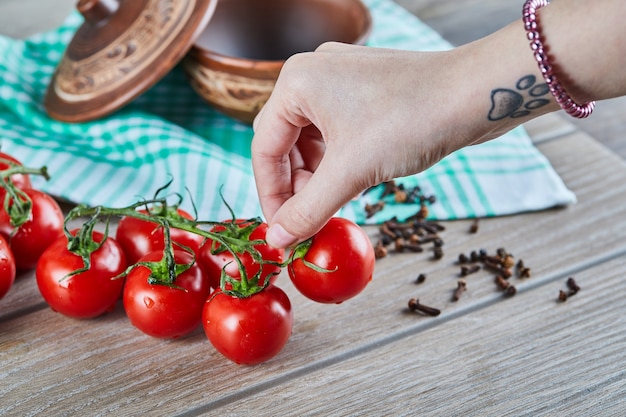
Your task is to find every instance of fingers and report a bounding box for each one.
[264,148,366,248]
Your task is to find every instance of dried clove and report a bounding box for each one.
[408,298,441,316]
[469,219,479,234]
[558,277,580,302]
[504,285,517,297]
[460,265,480,277]
[482,259,512,279]
[395,237,423,253]
[494,275,510,290]
[415,273,426,284]
[374,240,388,259]
[452,279,467,301]
[365,201,385,218]
[394,189,408,203]
[518,266,531,279]
[566,277,581,295]
[458,253,470,264]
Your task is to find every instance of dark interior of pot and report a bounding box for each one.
[194,0,369,60]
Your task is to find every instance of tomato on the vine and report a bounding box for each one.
[0,152,32,197]
[0,188,64,270]
[288,217,375,304]
[202,285,293,365]
[198,220,284,289]
[36,230,127,319]
[116,208,204,265]
[123,249,211,339]
[0,234,16,300]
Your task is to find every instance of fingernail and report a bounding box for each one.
[266,224,297,249]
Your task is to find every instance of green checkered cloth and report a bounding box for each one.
[0,0,575,223]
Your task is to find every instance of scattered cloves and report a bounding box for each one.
[494,275,510,290]
[566,277,581,294]
[558,277,581,302]
[408,298,441,317]
[365,201,385,218]
[504,285,517,297]
[458,253,470,264]
[460,264,480,277]
[395,237,423,253]
[452,279,467,301]
[374,240,388,259]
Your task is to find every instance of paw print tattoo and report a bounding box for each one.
[488,75,551,121]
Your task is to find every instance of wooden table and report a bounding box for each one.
[3,117,626,416]
[2,2,626,416]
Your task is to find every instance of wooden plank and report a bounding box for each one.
[1,129,625,415]
[213,257,626,416]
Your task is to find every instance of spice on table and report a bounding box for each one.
[365,201,385,218]
[374,240,388,259]
[558,277,581,302]
[460,264,480,277]
[504,285,517,297]
[469,219,479,234]
[495,275,510,290]
[452,279,467,301]
[566,277,581,294]
[415,273,426,284]
[408,298,441,317]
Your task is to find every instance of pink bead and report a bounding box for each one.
[522,0,594,118]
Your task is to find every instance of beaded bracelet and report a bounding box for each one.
[523,0,595,118]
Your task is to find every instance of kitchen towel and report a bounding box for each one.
[0,0,576,224]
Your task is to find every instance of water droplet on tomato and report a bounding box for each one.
[143,296,154,308]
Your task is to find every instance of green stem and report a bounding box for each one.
[65,197,271,298]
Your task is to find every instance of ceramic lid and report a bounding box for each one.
[44,0,217,123]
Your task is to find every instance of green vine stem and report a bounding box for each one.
[64,195,274,299]
[0,161,50,228]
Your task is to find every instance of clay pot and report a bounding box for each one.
[183,0,372,124]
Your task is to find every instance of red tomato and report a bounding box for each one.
[0,152,32,199]
[123,249,211,339]
[0,234,16,300]
[202,285,293,365]
[0,188,64,270]
[288,217,375,304]
[198,220,284,289]
[36,230,127,319]
[115,208,204,265]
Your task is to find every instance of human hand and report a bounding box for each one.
[252,43,479,248]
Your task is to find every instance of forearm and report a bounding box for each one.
[451,0,626,146]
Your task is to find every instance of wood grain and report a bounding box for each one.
[213,257,626,416]
[2,126,625,416]
[1,2,626,416]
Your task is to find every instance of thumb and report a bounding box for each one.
[265,156,364,249]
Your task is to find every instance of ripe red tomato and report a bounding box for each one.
[0,188,64,270]
[288,217,375,304]
[198,220,284,289]
[35,230,127,319]
[115,208,204,265]
[0,234,16,300]
[0,152,32,198]
[123,249,211,339]
[202,285,293,365]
